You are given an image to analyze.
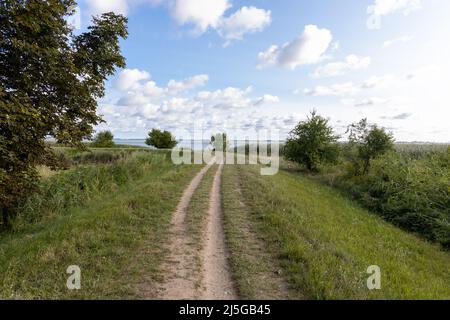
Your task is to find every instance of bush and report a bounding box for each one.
[146,129,178,149]
[91,131,115,148]
[284,111,340,171]
[347,119,394,175]
[333,149,450,248]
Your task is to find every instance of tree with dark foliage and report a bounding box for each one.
[284,111,340,172]
[146,129,178,149]
[91,131,115,148]
[347,119,394,175]
[0,0,128,227]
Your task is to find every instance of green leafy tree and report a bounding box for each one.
[146,129,178,149]
[347,119,395,175]
[284,111,340,171]
[0,0,128,226]
[211,133,227,152]
[91,131,115,148]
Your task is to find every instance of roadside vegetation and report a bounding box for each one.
[222,165,297,300]
[146,129,178,149]
[0,148,202,299]
[282,112,449,248]
[222,164,450,299]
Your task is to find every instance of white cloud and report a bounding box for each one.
[304,82,360,97]
[114,69,209,106]
[257,25,333,70]
[171,0,231,32]
[382,35,413,48]
[312,55,371,78]
[218,6,272,42]
[85,0,129,16]
[354,97,389,107]
[361,75,395,89]
[196,86,255,109]
[167,74,209,94]
[85,0,270,44]
[382,112,413,120]
[253,94,280,106]
[114,69,150,91]
[85,0,173,16]
[368,0,421,16]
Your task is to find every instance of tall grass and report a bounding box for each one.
[0,152,202,299]
[14,151,171,230]
[227,164,450,299]
[301,145,450,248]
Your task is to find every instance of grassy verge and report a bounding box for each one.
[184,165,218,290]
[0,153,202,299]
[222,165,299,300]
[231,164,450,300]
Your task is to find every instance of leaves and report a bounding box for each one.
[284,111,340,171]
[0,0,128,224]
[146,129,178,149]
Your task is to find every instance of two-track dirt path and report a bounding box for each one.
[156,163,237,300]
[202,164,237,299]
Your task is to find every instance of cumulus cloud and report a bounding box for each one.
[253,94,280,106]
[114,69,209,106]
[85,0,129,16]
[312,55,371,78]
[368,0,421,16]
[382,112,413,120]
[114,69,151,91]
[257,25,333,70]
[170,0,271,43]
[171,0,231,32]
[354,97,389,107]
[303,82,360,97]
[100,77,281,138]
[85,0,271,44]
[218,6,272,43]
[167,74,209,94]
[85,0,169,17]
[195,87,278,109]
[361,75,395,89]
[382,35,413,48]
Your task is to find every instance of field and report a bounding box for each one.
[0,144,449,299]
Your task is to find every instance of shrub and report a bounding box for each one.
[333,149,450,248]
[347,119,394,175]
[91,131,115,148]
[284,111,340,171]
[146,129,178,149]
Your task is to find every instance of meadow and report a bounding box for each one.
[305,144,450,248]
[0,143,448,299]
[0,147,202,298]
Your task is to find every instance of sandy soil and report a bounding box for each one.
[157,163,236,300]
[158,164,213,299]
[201,164,237,299]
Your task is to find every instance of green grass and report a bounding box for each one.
[184,165,218,290]
[0,153,202,299]
[222,165,299,300]
[228,164,450,300]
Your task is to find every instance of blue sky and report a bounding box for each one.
[75,0,450,142]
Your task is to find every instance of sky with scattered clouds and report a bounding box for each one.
[75,0,450,142]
